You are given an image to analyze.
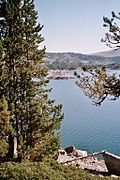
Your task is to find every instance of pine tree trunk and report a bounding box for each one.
[13,136,18,159]
[7,135,14,159]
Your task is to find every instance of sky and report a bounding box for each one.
[34,0,120,54]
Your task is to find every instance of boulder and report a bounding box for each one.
[65,146,75,154]
[58,149,66,155]
[103,151,120,176]
[73,149,87,157]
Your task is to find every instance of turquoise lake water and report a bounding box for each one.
[48,71,120,156]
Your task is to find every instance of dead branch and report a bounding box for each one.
[61,150,105,164]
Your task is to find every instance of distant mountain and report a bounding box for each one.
[91,48,120,57]
[45,51,120,70]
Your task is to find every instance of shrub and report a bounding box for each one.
[0,160,118,180]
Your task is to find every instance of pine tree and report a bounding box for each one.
[0,0,25,158]
[0,95,12,159]
[0,0,63,161]
[0,29,13,159]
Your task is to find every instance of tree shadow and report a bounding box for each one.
[84,168,110,176]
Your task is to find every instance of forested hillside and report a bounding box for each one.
[46,52,120,70]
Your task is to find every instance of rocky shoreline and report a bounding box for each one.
[57,146,119,177]
[58,152,108,176]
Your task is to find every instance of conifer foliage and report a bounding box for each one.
[75,12,120,106]
[0,95,12,158]
[0,0,63,161]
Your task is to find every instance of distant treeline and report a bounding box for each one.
[45,59,120,70]
[45,52,120,70]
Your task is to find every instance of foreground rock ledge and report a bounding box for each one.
[58,153,108,175]
[57,147,108,176]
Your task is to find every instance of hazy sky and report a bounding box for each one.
[34,0,120,54]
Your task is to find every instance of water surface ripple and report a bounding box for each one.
[48,75,120,156]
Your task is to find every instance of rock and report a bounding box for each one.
[58,147,109,176]
[65,146,75,154]
[57,149,67,163]
[73,149,87,157]
[110,174,119,178]
[58,149,66,155]
[103,151,120,176]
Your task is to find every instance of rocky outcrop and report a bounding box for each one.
[103,151,120,176]
[58,147,120,177]
[73,149,87,157]
[57,147,108,175]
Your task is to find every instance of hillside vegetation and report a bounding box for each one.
[0,160,119,180]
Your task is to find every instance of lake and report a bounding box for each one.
[48,70,120,156]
